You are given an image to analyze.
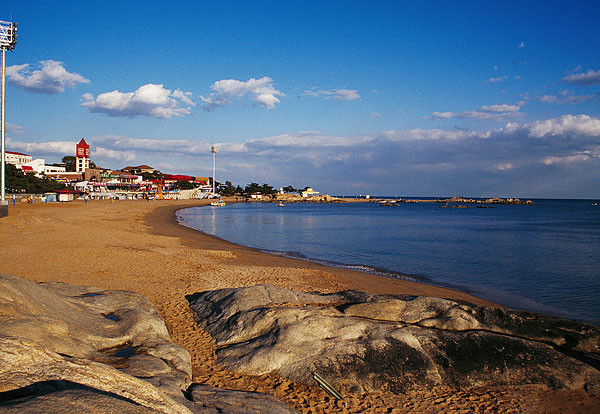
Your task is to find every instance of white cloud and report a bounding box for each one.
[540,91,594,104]
[539,95,558,103]
[495,162,513,171]
[92,147,136,162]
[248,131,371,148]
[201,77,284,111]
[370,112,382,119]
[480,104,521,113]
[6,123,24,134]
[81,84,195,118]
[303,88,360,101]
[487,76,507,83]
[6,60,89,94]
[432,102,524,121]
[7,114,600,197]
[563,69,600,85]
[526,115,600,138]
[6,138,75,155]
[542,154,592,165]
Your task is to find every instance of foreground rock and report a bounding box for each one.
[0,274,297,413]
[188,285,600,396]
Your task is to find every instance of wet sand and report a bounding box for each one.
[1,199,598,413]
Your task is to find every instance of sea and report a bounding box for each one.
[176,199,600,325]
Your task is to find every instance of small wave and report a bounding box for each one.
[260,249,429,283]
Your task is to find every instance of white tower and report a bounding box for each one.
[76,138,90,173]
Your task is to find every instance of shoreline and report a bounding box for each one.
[156,201,499,307]
[1,199,597,413]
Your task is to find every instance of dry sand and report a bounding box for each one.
[1,198,598,413]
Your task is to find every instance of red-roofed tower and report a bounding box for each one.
[76,138,90,173]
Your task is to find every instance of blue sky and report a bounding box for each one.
[2,1,600,197]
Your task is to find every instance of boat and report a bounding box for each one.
[278,202,285,207]
[211,200,226,207]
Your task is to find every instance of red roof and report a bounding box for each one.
[7,150,30,156]
[21,166,34,171]
[163,174,194,181]
[78,138,89,146]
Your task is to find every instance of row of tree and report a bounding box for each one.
[218,182,311,196]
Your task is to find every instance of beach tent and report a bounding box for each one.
[43,192,58,202]
[57,189,81,202]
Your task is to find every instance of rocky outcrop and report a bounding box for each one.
[188,285,600,396]
[0,274,298,413]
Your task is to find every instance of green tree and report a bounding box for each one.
[283,185,298,193]
[5,164,66,194]
[173,180,196,190]
[62,156,76,172]
[220,181,236,196]
[260,183,275,195]
[244,182,261,194]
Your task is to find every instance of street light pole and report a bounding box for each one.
[1,47,6,205]
[211,145,218,194]
[0,20,17,215]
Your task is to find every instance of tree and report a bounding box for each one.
[5,164,66,194]
[141,170,163,181]
[260,183,275,195]
[62,156,76,172]
[283,185,298,193]
[173,180,196,190]
[220,181,236,196]
[244,182,262,194]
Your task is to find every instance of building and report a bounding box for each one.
[301,187,320,198]
[76,139,90,173]
[45,172,84,184]
[122,165,155,174]
[5,151,32,165]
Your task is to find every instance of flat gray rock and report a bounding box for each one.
[188,284,600,396]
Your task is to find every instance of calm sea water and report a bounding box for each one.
[177,199,600,325]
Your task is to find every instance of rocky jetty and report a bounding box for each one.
[441,197,535,205]
[188,285,600,397]
[0,274,297,413]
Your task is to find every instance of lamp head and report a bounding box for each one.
[0,21,17,51]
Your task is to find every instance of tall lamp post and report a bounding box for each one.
[211,144,218,194]
[0,20,17,216]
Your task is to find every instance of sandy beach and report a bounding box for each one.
[1,199,598,413]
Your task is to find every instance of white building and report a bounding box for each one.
[5,151,32,165]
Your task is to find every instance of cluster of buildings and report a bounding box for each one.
[7,139,214,200]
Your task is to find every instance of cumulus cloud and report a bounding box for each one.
[432,102,524,121]
[539,95,558,103]
[563,69,600,85]
[6,60,89,94]
[81,84,195,118]
[303,88,360,101]
[6,138,76,155]
[92,147,136,162]
[200,77,284,111]
[526,114,600,138]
